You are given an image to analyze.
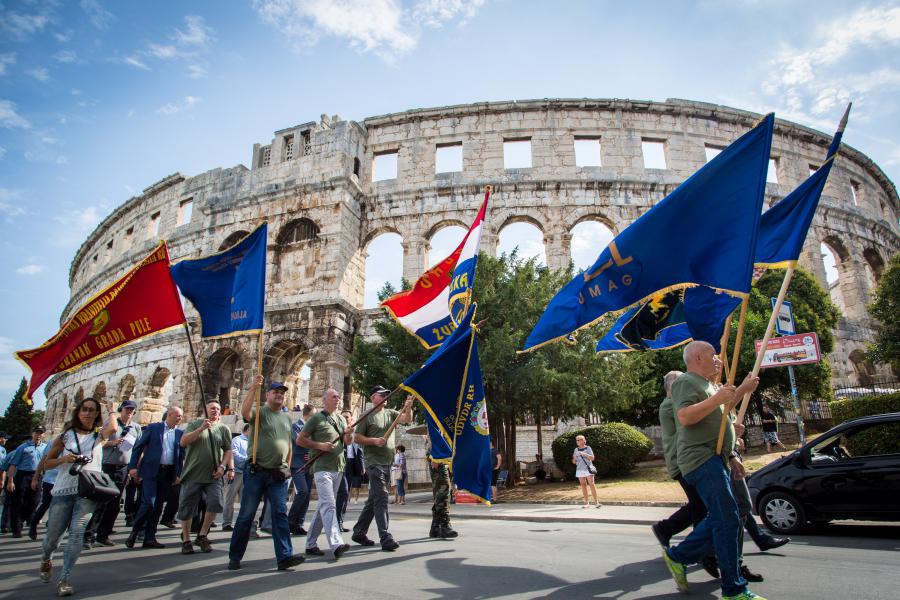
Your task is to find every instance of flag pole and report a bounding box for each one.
[182,321,217,457]
[716,296,748,454]
[718,315,733,384]
[252,329,264,465]
[736,266,796,423]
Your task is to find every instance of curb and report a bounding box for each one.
[393,509,658,526]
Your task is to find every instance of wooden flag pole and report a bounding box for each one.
[716,297,748,454]
[718,315,733,385]
[736,266,796,423]
[251,330,264,465]
[381,395,415,442]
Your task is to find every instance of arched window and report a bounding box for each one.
[219,230,250,251]
[570,220,615,272]
[364,233,402,308]
[278,219,320,245]
[428,225,467,268]
[498,221,546,265]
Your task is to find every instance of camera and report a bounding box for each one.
[68,454,92,475]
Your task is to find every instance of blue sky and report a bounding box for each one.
[2,0,899,412]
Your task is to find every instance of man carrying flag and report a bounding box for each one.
[382,188,490,348]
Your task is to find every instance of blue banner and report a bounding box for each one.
[525,114,773,352]
[170,224,267,338]
[401,304,492,503]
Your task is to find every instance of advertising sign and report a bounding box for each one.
[755,333,821,368]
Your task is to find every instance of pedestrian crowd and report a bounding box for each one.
[0,376,459,597]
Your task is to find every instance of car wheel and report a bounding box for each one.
[760,491,806,534]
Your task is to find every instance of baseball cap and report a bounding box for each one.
[33,425,46,433]
[119,399,138,411]
[267,381,289,392]
[369,385,389,396]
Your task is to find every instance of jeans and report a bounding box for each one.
[228,465,292,564]
[353,464,393,543]
[655,474,707,542]
[307,471,344,550]
[287,469,312,529]
[396,474,406,497]
[223,469,244,526]
[130,466,175,542]
[41,494,97,583]
[668,456,747,597]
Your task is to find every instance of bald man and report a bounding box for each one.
[661,341,762,600]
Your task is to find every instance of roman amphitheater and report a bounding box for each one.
[42,98,899,449]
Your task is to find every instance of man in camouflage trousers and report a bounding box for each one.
[426,436,457,539]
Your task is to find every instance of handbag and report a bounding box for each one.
[71,432,119,504]
[577,449,598,475]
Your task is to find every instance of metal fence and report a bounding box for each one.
[832,378,900,400]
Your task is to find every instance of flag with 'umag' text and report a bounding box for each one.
[169,223,267,338]
[14,243,186,403]
[382,190,490,349]
[524,113,774,352]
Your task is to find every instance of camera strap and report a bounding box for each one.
[71,430,98,461]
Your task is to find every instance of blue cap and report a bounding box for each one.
[119,400,138,411]
[267,382,288,391]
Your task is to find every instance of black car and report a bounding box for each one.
[747,412,900,534]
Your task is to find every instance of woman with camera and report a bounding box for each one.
[35,396,116,597]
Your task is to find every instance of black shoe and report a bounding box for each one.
[740,564,764,583]
[12,533,22,538]
[228,560,241,571]
[124,517,133,527]
[757,536,790,552]
[277,555,305,570]
[222,524,233,532]
[651,523,669,548]
[381,539,400,552]
[332,544,350,560]
[125,531,138,548]
[28,526,37,541]
[429,526,440,538]
[95,538,116,547]
[160,521,176,529]
[142,540,165,549]
[439,525,458,539]
[701,555,719,579]
[340,526,350,532]
[305,546,325,556]
[209,522,218,529]
[290,527,307,536]
[351,533,375,546]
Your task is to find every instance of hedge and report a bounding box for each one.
[829,392,900,456]
[551,422,653,480]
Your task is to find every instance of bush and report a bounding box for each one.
[551,423,653,480]
[829,393,900,456]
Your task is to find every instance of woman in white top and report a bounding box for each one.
[37,396,116,597]
[572,435,601,508]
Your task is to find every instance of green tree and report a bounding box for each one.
[1,378,36,437]
[867,252,900,372]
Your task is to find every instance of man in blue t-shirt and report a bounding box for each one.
[5,426,48,537]
[287,404,313,535]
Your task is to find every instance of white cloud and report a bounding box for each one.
[0,146,6,160]
[0,53,15,76]
[56,155,68,165]
[27,66,50,82]
[176,15,213,46]
[122,56,150,70]
[16,264,46,275]
[1,9,50,40]
[71,88,82,96]
[187,64,207,78]
[252,0,485,60]
[53,50,78,63]
[148,43,180,60]
[81,0,114,30]
[0,336,29,410]
[54,30,73,43]
[156,95,201,115]
[0,100,31,129]
[0,188,27,220]
[51,205,106,247]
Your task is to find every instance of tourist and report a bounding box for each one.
[392,444,407,505]
[761,405,786,452]
[572,435,601,508]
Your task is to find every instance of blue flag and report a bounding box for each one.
[401,304,493,503]
[170,224,267,338]
[525,114,774,352]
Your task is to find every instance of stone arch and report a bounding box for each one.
[219,230,250,251]
[74,387,84,403]
[569,217,616,272]
[424,219,468,242]
[568,211,619,235]
[426,221,467,268]
[136,366,173,424]
[820,239,848,313]
[362,225,402,249]
[363,231,403,308]
[277,218,320,245]
[849,349,875,386]
[93,381,107,403]
[266,338,313,410]
[202,347,246,414]
[863,247,885,284]
[116,375,136,403]
[497,216,547,265]
[497,213,547,234]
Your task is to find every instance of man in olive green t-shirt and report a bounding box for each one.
[662,341,760,600]
[351,387,413,551]
[298,388,355,559]
[176,400,234,554]
[227,375,304,572]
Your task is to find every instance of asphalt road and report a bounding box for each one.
[1,511,898,599]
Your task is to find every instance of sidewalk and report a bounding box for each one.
[387,491,676,525]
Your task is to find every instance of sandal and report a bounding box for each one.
[181,537,195,555]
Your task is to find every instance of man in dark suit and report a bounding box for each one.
[126,406,185,549]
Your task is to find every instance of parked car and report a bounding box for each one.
[747,412,900,534]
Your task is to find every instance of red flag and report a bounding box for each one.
[14,242,186,403]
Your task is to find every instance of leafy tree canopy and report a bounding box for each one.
[867,252,900,372]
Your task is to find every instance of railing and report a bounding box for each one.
[832,378,900,400]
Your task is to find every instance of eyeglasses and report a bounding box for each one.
[80,407,99,413]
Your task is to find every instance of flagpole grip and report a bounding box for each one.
[252,330,264,465]
[736,266,795,423]
[716,297,748,454]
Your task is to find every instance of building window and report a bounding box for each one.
[260,146,271,168]
[283,135,294,161]
[503,138,532,169]
[353,157,361,177]
[277,218,320,244]
[105,239,114,261]
[301,130,311,155]
[809,164,819,176]
[373,150,398,182]
[435,142,463,173]
[641,140,667,169]
[850,180,860,206]
[149,212,161,238]
[704,145,724,163]
[766,158,779,184]
[574,137,602,167]
[178,198,193,225]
